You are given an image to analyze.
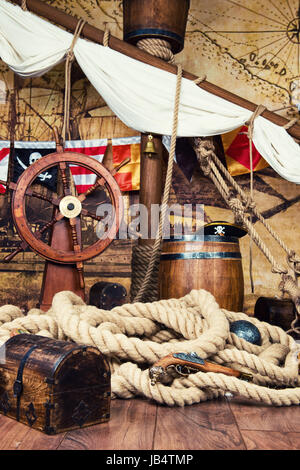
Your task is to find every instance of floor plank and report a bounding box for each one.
[241,430,300,450]
[154,398,246,450]
[0,415,31,450]
[228,396,300,432]
[1,396,300,450]
[0,415,65,450]
[58,398,157,450]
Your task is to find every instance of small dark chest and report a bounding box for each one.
[0,334,111,434]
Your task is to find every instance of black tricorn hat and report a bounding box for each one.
[203,221,247,238]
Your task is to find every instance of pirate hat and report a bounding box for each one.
[203,221,247,238]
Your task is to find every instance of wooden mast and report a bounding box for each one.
[9,0,300,140]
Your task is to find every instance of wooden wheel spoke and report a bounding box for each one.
[11,151,123,266]
[0,180,60,207]
[36,212,64,237]
[26,189,60,207]
[3,242,28,263]
[0,179,12,190]
[81,203,106,221]
[3,212,63,262]
[69,217,82,253]
[59,162,72,196]
[77,177,106,202]
[77,158,130,203]
[69,217,85,288]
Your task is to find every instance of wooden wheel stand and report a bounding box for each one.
[1,143,126,311]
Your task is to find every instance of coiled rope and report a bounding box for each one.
[0,289,299,407]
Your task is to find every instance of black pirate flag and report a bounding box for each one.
[12,142,58,192]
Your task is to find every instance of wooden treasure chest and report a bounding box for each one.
[0,334,111,434]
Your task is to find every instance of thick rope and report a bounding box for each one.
[0,289,299,407]
[245,105,267,293]
[130,244,161,302]
[62,18,86,142]
[133,64,183,302]
[103,25,110,47]
[129,40,182,302]
[284,118,298,130]
[137,38,175,64]
[200,128,300,277]
[192,136,300,336]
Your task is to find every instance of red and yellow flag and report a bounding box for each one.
[112,136,141,191]
[221,125,268,176]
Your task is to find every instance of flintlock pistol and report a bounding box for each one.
[149,352,253,385]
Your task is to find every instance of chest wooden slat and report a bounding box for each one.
[0,334,110,434]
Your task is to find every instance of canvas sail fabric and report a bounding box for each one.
[1,1,300,184]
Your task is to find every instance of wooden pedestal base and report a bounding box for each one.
[38,214,85,312]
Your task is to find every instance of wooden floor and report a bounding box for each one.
[0,396,300,451]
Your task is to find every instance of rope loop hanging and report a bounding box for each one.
[131,37,184,302]
[194,75,207,85]
[133,64,183,302]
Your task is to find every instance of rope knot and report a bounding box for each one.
[243,195,256,212]
[271,265,288,275]
[66,49,75,63]
[193,137,215,176]
[227,197,244,222]
[279,274,300,299]
[287,251,300,275]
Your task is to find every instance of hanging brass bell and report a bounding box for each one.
[144,134,157,157]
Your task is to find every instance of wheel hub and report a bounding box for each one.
[59,195,82,218]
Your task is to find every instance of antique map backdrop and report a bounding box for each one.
[0,0,300,313]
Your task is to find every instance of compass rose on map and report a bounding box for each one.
[187,0,300,115]
[287,13,300,43]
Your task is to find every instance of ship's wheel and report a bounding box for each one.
[1,141,126,311]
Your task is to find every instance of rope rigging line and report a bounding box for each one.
[62,18,86,142]
[192,135,300,337]
[133,63,183,302]
[130,38,185,303]
[246,105,266,293]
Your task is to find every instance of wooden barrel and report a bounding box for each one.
[254,297,296,332]
[159,235,244,311]
[123,0,190,53]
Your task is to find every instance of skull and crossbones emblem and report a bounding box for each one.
[29,152,42,165]
[214,225,226,236]
[17,152,52,181]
